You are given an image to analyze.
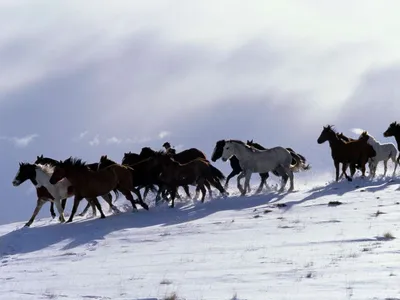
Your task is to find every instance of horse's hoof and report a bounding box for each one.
[51,215,56,219]
[100,215,106,219]
[78,213,85,217]
[24,223,31,227]
[66,219,73,223]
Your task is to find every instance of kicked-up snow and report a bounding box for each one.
[0,175,400,300]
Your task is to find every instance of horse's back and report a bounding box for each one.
[174,148,206,163]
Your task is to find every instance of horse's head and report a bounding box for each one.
[211,140,225,162]
[383,121,400,137]
[12,162,37,186]
[98,155,112,170]
[317,125,336,144]
[221,141,237,162]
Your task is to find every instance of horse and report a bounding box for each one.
[49,157,141,223]
[317,125,376,181]
[218,140,297,195]
[383,121,400,163]
[358,131,398,177]
[156,154,227,206]
[246,139,310,191]
[139,146,207,200]
[211,140,308,193]
[12,162,98,226]
[98,155,150,210]
[35,155,117,218]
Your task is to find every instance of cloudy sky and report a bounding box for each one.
[2,0,400,225]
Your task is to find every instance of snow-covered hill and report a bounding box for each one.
[1,175,400,300]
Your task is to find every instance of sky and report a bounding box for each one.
[2,0,400,225]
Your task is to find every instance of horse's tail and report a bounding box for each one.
[209,164,226,181]
[111,188,120,201]
[290,151,311,172]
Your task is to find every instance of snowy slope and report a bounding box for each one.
[1,174,400,300]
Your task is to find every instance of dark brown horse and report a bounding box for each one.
[49,157,142,223]
[156,154,227,207]
[98,155,150,210]
[139,146,208,200]
[383,121,400,163]
[317,125,376,181]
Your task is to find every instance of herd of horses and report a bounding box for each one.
[11,121,400,227]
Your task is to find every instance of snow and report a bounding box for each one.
[1,173,400,300]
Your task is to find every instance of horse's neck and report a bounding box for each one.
[393,134,400,149]
[327,136,343,149]
[231,144,253,159]
[367,137,379,147]
[35,168,51,188]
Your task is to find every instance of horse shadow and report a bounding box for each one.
[0,189,287,257]
[280,176,399,210]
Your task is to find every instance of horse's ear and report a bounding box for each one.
[19,162,22,166]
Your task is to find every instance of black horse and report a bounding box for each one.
[211,139,310,193]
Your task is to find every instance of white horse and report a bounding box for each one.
[359,132,398,177]
[220,140,297,195]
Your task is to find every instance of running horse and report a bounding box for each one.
[217,140,298,195]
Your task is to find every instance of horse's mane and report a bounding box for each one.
[124,151,140,157]
[35,163,55,176]
[62,157,87,169]
[228,139,255,150]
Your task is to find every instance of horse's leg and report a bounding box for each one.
[334,161,340,181]
[224,169,241,189]
[50,202,56,219]
[209,177,228,197]
[242,171,252,196]
[131,188,149,210]
[89,197,106,219]
[54,198,66,223]
[101,193,119,213]
[25,199,46,227]
[204,181,212,198]
[78,202,92,217]
[283,168,294,192]
[383,159,388,177]
[392,154,398,176]
[66,196,83,223]
[119,189,138,212]
[360,161,367,178]
[182,185,191,199]
[256,173,268,194]
[342,163,352,182]
[197,179,207,203]
[237,171,246,195]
